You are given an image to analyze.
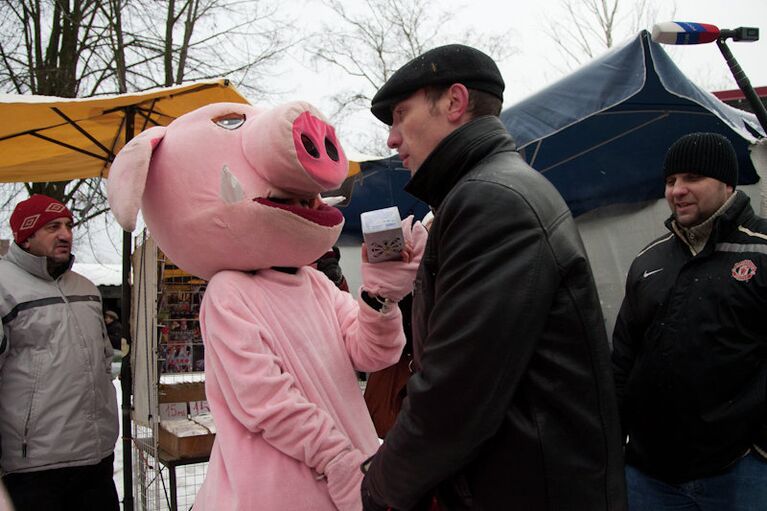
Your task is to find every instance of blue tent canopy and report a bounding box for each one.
[500,30,764,217]
[328,155,430,239]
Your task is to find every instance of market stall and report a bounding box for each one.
[0,80,249,511]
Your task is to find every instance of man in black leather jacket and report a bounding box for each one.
[360,44,627,511]
[612,132,767,510]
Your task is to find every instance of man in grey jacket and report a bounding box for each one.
[0,194,119,511]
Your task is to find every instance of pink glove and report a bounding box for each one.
[325,449,366,511]
[361,215,428,302]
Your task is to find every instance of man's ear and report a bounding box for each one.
[446,83,470,122]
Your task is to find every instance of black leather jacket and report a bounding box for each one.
[362,117,627,510]
[612,191,767,483]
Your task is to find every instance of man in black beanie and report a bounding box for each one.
[612,132,767,510]
[360,44,627,511]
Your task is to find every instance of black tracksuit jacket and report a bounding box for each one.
[612,191,767,483]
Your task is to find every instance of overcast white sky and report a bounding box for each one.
[4,0,765,264]
[277,0,767,154]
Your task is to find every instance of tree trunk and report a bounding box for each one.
[164,0,176,86]
[29,182,69,203]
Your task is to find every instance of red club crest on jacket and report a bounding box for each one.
[731,259,757,282]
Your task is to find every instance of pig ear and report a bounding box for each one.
[107,126,166,231]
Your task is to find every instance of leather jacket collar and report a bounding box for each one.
[404,115,517,209]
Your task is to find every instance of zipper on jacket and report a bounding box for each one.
[22,392,35,458]
[22,406,31,458]
[21,353,44,459]
[58,281,103,447]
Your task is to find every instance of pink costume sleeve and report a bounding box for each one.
[331,279,406,373]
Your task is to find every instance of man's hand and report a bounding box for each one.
[361,471,390,511]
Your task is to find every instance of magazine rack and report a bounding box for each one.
[130,232,212,510]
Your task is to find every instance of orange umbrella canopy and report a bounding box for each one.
[0,79,250,183]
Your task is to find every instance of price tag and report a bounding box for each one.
[160,402,188,420]
[189,400,210,416]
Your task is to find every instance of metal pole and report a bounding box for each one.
[120,105,135,511]
[716,38,767,135]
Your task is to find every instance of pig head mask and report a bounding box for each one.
[107,102,348,279]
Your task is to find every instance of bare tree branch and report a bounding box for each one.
[308,0,515,154]
[0,0,297,232]
[546,0,676,71]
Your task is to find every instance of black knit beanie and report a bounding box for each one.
[664,132,739,187]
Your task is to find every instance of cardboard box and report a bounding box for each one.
[157,382,213,458]
[159,381,206,403]
[158,421,214,459]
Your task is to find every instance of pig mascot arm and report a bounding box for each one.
[340,215,428,371]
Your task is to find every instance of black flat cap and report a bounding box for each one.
[371,44,505,125]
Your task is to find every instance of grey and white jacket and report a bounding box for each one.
[0,243,118,474]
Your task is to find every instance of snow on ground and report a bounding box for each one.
[113,378,125,504]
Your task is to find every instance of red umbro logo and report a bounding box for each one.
[731,259,757,282]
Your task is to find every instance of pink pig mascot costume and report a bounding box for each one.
[106,101,427,510]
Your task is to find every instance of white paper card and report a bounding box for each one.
[159,402,188,421]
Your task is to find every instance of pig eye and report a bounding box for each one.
[301,134,320,158]
[325,138,339,162]
[213,113,246,130]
